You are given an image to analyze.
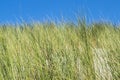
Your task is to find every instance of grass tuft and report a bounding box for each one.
[0,21,119,80]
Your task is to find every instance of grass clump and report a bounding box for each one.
[0,21,119,80]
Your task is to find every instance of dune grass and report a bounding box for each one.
[0,21,119,80]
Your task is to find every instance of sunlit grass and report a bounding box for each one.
[0,21,119,80]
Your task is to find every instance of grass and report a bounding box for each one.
[0,21,119,80]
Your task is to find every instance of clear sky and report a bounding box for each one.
[0,0,120,24]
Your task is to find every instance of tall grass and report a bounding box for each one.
[0,21,119,80]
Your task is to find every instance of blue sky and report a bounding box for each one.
[0,0,120,24]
